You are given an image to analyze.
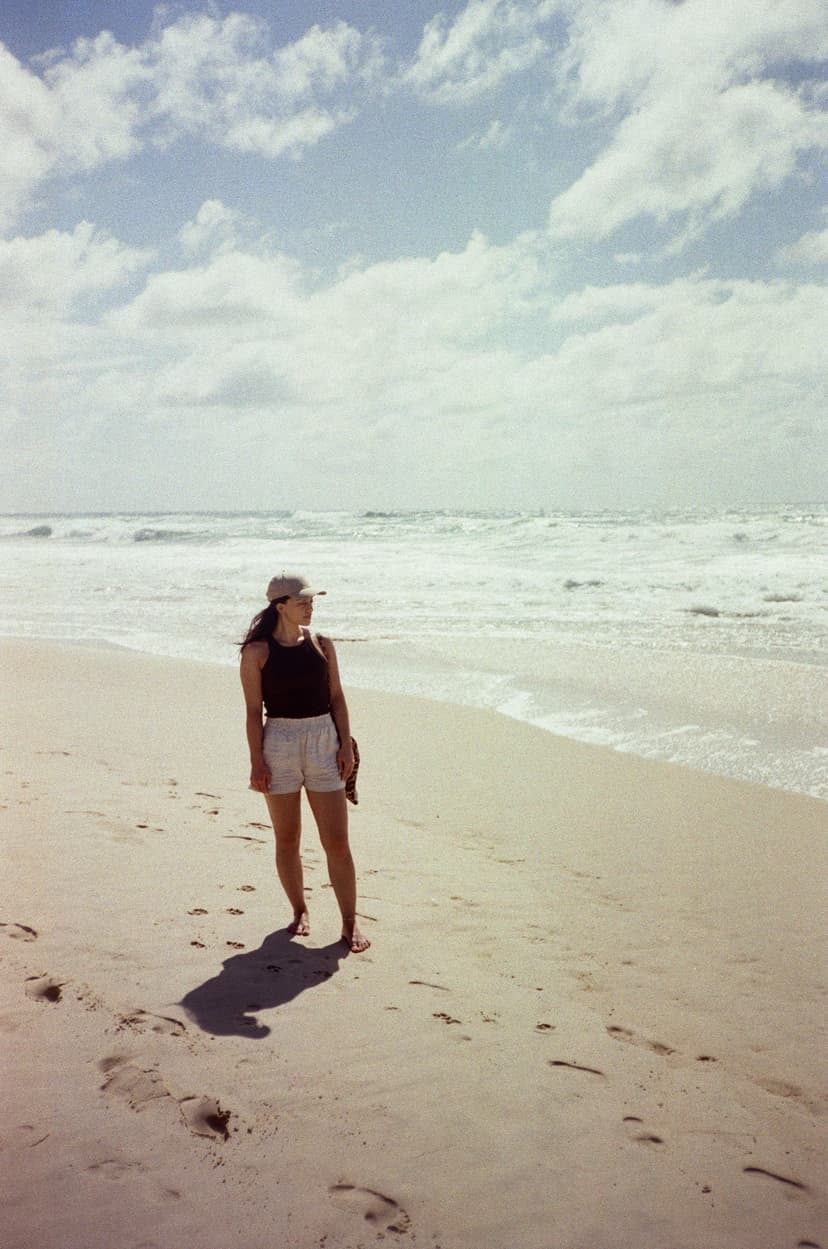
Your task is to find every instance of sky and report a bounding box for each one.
[1,0,826,512]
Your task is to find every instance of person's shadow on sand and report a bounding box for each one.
[179,930,347,1038]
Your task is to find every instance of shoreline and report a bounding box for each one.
[2,630,826,802]
[2,639,826,1248]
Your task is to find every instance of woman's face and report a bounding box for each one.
[278,595,315,627]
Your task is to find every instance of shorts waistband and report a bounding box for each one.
[265,713,333,727]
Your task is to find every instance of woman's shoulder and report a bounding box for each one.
[240,639,270,666]
[307,628,330,660]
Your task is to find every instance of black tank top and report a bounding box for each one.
[262,632,330,718]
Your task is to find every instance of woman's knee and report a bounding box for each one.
[275,826,302,854]
[320,831,352,861]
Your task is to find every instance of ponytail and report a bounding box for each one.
[238,597,287,650]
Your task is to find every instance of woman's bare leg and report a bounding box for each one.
[306,789,370,952]
[264,792,309,935]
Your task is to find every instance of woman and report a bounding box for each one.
[239,573,370,953]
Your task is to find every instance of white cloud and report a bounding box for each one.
[0,222,152,315]
[556,0,828,117]
[0,15,382,230]
[42,31,149,169]
[0,46,56,231]
[776,221,828,264]
[148,13,377,153]
[552,79,827,244]
[272,20,381,97]
[108,230,541,416]
[107,247,306,343]
[178,200,244,256]
[220,104,350,158]
[459,117,513,150]
[546,275,828,393]
[548,0,828,246]
[0,31,151,232]
[6,217,823,509]
[405,0,558,103]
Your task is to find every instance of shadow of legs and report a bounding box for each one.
[179,930,346,1038]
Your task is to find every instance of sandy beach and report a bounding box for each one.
[1,638,825,1249]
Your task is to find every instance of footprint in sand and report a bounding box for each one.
[179,1096,231,1140]
[1,921,38,941]
[116,1009,186,1037]
[86,1158,141,1180]
[188,907,208,916]
[743,1166,808,1193]
[225,907,244,916]
[757,1077,807,1101]
[100,1059,232,1140]
[761,1080,825,1115]
[606,1024,675,1056]
[433,1012,462,1025]
[329,1183,411,1233]
[25,975,63,1003]
[238,885,256,892]
[623,1116,665,1147]
[101,1063,171,1110]
[548,1059,605,1077]
[3,1124,51,1151]
[449,895,481,909]
[84,1158,182,1204]
[191,940,206,948]
[226,941,245,949]
[575,970,606,993]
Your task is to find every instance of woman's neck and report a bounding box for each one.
[273,621,304,646]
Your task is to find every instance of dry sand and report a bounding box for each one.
[1,639,826,1249]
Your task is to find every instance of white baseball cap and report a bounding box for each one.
[266,573,326,601]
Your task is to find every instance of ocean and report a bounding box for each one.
[1,506,826,800]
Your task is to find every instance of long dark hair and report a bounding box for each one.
[238,596,288,650]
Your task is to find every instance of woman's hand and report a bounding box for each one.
[337,739,354,782]
[249,761,271,793]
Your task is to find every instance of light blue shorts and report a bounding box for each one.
[262,714,344,795]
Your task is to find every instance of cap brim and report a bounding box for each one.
[295,588,325,598]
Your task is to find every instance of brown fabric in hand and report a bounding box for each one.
[345,736,359,805]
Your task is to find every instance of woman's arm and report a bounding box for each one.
[320,636,354,781]
[240,642,270,792]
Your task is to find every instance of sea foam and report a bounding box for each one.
[1,506,825,797]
